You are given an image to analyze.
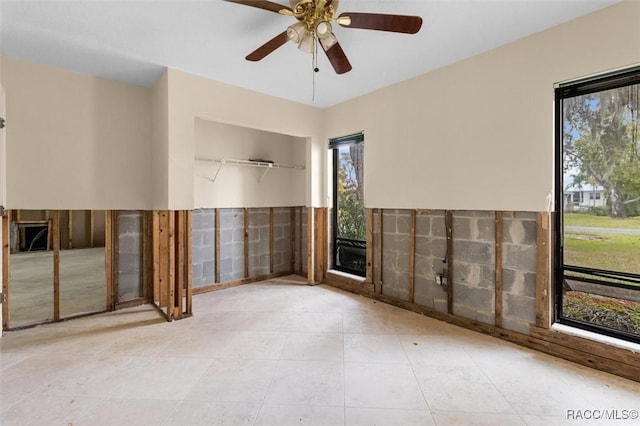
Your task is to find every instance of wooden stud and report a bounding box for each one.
[365,209,374,284]
[307,207,314,283]
[153,211,163,306]
[214,208,220,284]
[269,208,274,274]
[67,210,73,249]
[377,208,383,294]
[298,207,303,274]
[2,212,10,330]
[192,271,292,295]
[535,212,551,328]
[290,207,296,273]
[313,208,326,283]
[175,211,184,319]
[52,210,60,320]
[495,211,504,328]
[105,211,114,310]
[185,210,193,315]
[141,212,151,301]
[167,211,176,319]
[244,208,249,278]
[89,210,95,248]
[408,209,416,303]
[113,211,120,309]
[445,210,454,314]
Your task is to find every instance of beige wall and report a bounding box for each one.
[165,69,324,210]
[1,56,152,209]
[194,119,306,208]
[324,1,640,211]
[151,70,169,209]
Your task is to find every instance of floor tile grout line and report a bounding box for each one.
[399,332,438,424]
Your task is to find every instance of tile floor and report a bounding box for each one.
[1,275,639,425]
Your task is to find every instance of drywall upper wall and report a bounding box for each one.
[324,1,640,212]
[194,119,305,208]
[165,69,324,210]
[151,70,169,210]
[1,56,152,209]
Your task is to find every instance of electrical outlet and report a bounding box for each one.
[436,274,448,286]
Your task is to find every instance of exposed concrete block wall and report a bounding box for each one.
[452,211,496,324]
[273,208,292,274]
[381,209,411,300]
[219,208,245,282]
[413,211,448,313]
[192,209,215,288]
[501,212,538,334]
[117,210,143,301]
[373,209,539,335]
[248,208,270,277]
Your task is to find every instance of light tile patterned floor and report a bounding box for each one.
[1,275,639,425]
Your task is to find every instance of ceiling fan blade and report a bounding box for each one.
[246,31,289,61]
[338,12,423,34]
[225,0,293,15]
[322,40,352,74]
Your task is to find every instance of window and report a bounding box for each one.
[330,133,366,276]
[555,67,640,343]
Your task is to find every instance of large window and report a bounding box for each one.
[555,67,640,343]
[330,133,366,276]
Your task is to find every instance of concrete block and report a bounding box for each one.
[192,263,203,280]
[220,259,233,275]
[453,240,493,265]
[503,293,536,324]
[191,209,213,230]
[479,264,495,288]
[503,244,537,272]
[453,217,473,241]
[502,269,536,297]
[192,230,204,247]
[430,237,448,261]
[118,215,142,234]
[384,233,410,254]
[501,317,531,335]
[203,261,215,278]
[250,211,270,227]
[233,229,245,242]
[515,212,536,220]
[118,234,141,255]
[118,271,142,301]
[414,253,434,279]
[477,218,495,242]
[431,216,446,238]
[415,214,430,236]
[453,283,494,314]
[193,245,214,265]
[118,253,141,274]
[452,261,473,285]
[203,229,215,246]
[433,298,448,313]
[382,214,396,234]
[504,219,536,245]
[396,212,411,235]
[219,229,233,244]
[249,228,260,243]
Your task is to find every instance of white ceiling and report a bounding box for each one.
[1,0,620,108]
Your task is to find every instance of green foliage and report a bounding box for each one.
[336,146,366,240]
[564,84,640,218]
[563,291,640,335]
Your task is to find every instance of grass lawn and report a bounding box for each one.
[564,213,640,229]
[564,232,640,274]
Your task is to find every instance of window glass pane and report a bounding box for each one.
[562,83,640,275]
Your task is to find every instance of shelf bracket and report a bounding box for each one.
[210,160,225,183]
[258,164,273,183]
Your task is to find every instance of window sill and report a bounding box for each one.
[551,323,640,353]
[327,269,366,282]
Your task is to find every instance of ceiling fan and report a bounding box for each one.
[225,0,423,74]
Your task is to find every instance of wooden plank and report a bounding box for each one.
[105,211,114,310]
[112,211,120,309]
[52,210,60,320]
[377,208,384,294]
[269,208,274,274]
[175,211,184,319]
[408,209,416,303]
[167,211,176,320]
[446,210,454,314]
[298,207,303,274]
[185,210,193,315]
[67,210,73,249]
[290,207,296,273]
[214,208,220,283]
[192,271,293,295]
[244,208,249,278]
[495,211,503,328]
[141,211,151,301]
[535,212,551,328]
[325,271,375,294]
[2,212,10,329]
[307,207,314,284]
[365,208,374,284]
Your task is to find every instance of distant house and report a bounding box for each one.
[564,184,606,211]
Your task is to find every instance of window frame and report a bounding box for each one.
[330,133,366,277]
[554,66,640,344]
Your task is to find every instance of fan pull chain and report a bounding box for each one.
[311,32,319,101]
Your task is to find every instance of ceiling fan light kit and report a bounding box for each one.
[226,0,422,75]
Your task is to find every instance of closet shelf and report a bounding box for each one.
[195,157,305,183]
